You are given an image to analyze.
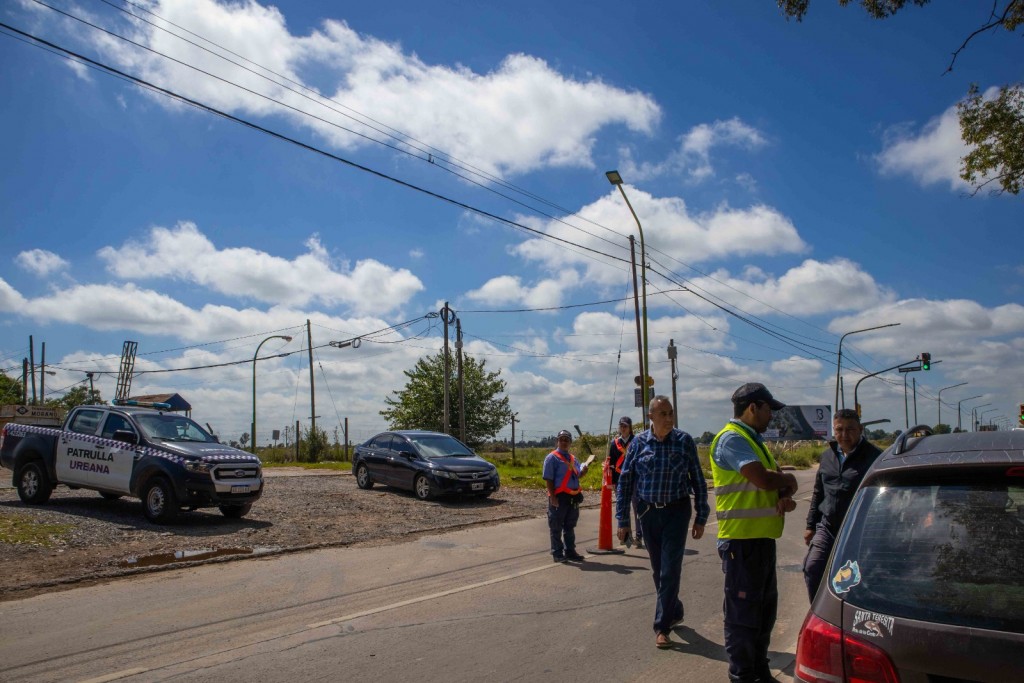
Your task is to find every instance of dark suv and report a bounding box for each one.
[795,427,1024,683]
[353,430,500,501]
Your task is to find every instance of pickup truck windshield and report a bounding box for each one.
[133,413,214,443]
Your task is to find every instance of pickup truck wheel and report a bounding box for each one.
[99,491,123,500]
[355,463,374,490]
[414,474,433,501]
[16,461,53,504]
[141,476,178,523]
[219,503,252,519]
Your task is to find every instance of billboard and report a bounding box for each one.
[764,405,831,441]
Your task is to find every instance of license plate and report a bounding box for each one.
[471,482,484,491]
[231,485,250,494]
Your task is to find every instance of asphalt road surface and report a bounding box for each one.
[0,469,816,683]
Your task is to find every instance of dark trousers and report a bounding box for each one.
[638,498,691,633]
[547,494,580,556]
[802,521,836,602]
[718,538,778,683]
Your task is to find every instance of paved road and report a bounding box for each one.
[0,469,816,683]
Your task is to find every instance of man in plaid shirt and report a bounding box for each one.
[616,395,710,649]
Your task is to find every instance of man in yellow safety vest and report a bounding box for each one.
[710,383,798,683]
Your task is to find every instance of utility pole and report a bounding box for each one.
[457,317,466,442]
[510,411,519,466]
[306,320,316,436]
[442,303,453,434]
[628,236,647,428]
[22,358,28,404]
[39,342,46,404]
[912,377,918,425]
[29,335,36,405]
[668,339,678,427]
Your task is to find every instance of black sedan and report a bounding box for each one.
[795,427,1024,683]
[353,430,500,500]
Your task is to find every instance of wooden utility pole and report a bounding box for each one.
[29,335,36,405]
[442,303,452,434]
[457,316,466,442]
[510,411,518,466]
[307,320,316,436]
[668,339,678,427]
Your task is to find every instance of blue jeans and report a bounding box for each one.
[547,495,580,556]
[802,520,836,602]
[637,498,691,633]
[719,538,778,683]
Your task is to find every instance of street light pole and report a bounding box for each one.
[936,382,967,426]
[835,323,900,411]
[607,170,650,428]
[971,403,992,432]
[957,395,982,432]
[252,335,292,454]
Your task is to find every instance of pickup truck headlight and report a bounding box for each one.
[184,460,211,473]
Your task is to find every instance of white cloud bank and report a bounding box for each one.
[59,0,660,178]
[98,221,422,315]
[15,249,69,276]
[620,117,768,182]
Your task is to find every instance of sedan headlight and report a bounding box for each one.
[184,460,210,473]
[434,469,459,480]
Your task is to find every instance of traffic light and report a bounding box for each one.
[921,352,931,371]
[1019,403,1024,427]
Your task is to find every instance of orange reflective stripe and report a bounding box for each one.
[550,450,581,495]
[612,438,627,473]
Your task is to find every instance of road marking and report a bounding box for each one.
[79,667,149,683]
[307,561,560,629]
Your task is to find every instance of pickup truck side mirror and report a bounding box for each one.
[112,429,138,445]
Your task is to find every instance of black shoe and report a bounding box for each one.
[553,554,567,563]
[565,551,586,562]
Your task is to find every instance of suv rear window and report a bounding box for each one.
[829,469,1024,633]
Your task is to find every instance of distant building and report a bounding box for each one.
[129,393,192,416]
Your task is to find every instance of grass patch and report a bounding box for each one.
[0,512,73,547]
[262,460,352,471]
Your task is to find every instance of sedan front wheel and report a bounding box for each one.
[414,474,433,501]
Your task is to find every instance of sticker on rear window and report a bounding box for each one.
[831,559,862,594]
[852,609,894,638]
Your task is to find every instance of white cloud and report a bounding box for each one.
[875,97,980,192]
[15,249,69,276]
[97,221,423,315]
[513,189,808,287]
[0,277,29,312]
[620,117,767,182]
[68,0,660,178]
[465,270,580,309]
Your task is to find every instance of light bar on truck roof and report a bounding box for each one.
[112,399,172,410]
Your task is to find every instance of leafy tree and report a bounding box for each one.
[932,422,952,434]
[0,372,24,404]
[778,0,1024,195]
[45,385,104,410]
[381,350,509,446]
[300,424,329,463]
[698,430,717,445]
[239,432,250,449]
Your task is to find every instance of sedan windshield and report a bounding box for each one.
[134,413,214,443]
[408,434,475,458]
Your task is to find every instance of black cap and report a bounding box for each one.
[731,382,785,410]
[618,416,632,427]
[556,429,573,440]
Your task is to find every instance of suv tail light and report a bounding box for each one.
[796,612,900,683]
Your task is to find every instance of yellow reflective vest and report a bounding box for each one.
[710,421,784,540]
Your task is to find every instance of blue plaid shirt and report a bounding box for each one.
[616,427,710,526]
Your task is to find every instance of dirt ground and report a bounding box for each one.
[0,469,574,602]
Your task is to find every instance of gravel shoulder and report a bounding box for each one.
[0,470,569,602]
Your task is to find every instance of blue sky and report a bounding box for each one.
[2,0,1021,445]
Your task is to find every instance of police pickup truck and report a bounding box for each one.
[0,401,263,523]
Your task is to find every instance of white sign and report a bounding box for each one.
[764,405,831,440]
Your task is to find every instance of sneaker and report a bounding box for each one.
[552,554,567,563]
[565,551,586,562]
[655,632,672,649]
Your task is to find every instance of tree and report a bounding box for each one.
[300,424,329,463]
[0,372,23,404]
[381,350,509,446]
[778,0,1024,195]
[698,431,717,445]
[44,385,104,410]
[239,432,250,449]
[932,422,952,434]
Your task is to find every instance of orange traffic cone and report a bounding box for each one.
[588,457,625,554]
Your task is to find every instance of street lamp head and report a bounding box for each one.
[605,170,623,185]
[279,336,293,342]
